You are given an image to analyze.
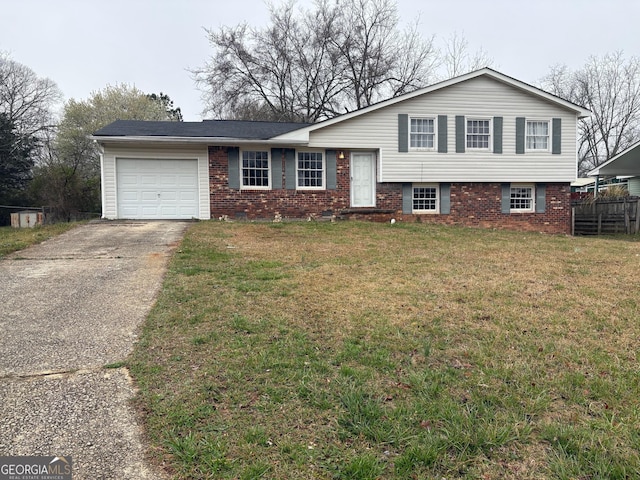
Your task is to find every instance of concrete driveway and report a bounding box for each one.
[0,221,188,479]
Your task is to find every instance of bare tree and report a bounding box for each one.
[194,0,438,121]
[332,0,439,109]
[194,1,345,122]
[542,52,640,175]
[0,52,62,139]
[442,32,493,78]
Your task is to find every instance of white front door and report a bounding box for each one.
[350,153,376,207]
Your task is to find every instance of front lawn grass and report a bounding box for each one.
[130,221,640,479]
[0,223,78,258]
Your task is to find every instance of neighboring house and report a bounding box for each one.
[94,68,590,234]
[571,178,597,193]
[589,140,640,196]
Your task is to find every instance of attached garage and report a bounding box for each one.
[116,158,198,219]
[97,139,210,220]
[93,119,310,221]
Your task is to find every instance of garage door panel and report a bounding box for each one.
[160,175,177,185]
[177,206,197,215]
[120,175,139,186]
[179,191,196,201]
[141,206,160,216]
[120,206,140,217]
[141,175,159,186]
[177,175,197,185]
[160,206,179,215]
[116,159,198,219]
[119,191,139,201]
[160,191,177,201]
[140,191,159,201]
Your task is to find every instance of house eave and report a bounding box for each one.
[91,135,310,146]
[588,140,640,176]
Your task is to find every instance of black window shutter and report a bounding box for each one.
[455,116,465,153]
[326,150,337,190]
[493,117,503,154]
[285,148,296,189]
[535,183,546,213]
[515,117,525,154]
[440,183,451,214]
[552,118,561,154]
[270,148,283,189]
[228,147,240,189]
[437,115,448,153]
[398,114,408,152]
[501,183,511,214]
[402,183,412,213]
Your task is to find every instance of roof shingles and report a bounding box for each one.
[93,119,310,139]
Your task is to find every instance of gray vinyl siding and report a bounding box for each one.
[308,76,578,183]
[100,144,210,220]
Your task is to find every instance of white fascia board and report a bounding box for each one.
[571,178,596,187]
[90,135,309,146]
[273,68,591,142]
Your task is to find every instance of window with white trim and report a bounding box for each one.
[412,184,439,213]
[510,184,534,212]
[297,151,324,189]
[467,119,491,149]
[526,120,549,150]
[242,150,270,188]
[410,117,435,149]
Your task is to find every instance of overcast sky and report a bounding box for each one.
[2,0,639,121]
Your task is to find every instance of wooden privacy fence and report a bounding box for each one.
[572,197,640,235]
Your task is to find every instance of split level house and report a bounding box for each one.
[94,68,591,234]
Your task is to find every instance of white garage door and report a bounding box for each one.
[116,158,199,219]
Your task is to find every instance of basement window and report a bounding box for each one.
[510,184,534,212]
[412,184,439,213]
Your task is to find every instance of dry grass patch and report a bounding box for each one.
[130,221,640,479]
[0,223,78,258]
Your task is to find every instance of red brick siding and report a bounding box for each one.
[209,146,571,233]
[396,183,571,234]
[209,146,351,219]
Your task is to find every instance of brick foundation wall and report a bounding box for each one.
[209,146,571,234]
[395,182,571,234]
